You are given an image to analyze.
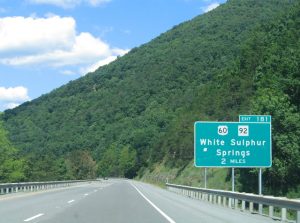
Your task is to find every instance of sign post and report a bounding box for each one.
[204,168,207,189]
[232,168,235,192]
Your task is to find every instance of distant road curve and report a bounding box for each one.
[0,179,276,223]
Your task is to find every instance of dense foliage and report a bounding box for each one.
[0,116,27,182]
[237,4,300,195]
[1,0,299,195]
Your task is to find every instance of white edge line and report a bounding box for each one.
[68,199,75,204]
[130,183,176,223]
[24,213,44,222]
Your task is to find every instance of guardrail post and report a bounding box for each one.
[296,211,300,223]
[235,199,238,209]
[6,188,9,194]
[209,194,213,203]
[228,198,232,208]
[241,200,245,211]
[218,196,222,205]
[249,202,254,213]
[281,208,287,222]
[213,195,217,204]
[0,188,3,194]
[259,204,263,215]
[269,206,274,218]
[223,197,227,207]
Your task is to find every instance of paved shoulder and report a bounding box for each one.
[131,181,276,223]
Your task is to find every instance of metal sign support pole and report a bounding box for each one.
[204,168,207,188]
[258,168,263,214]
[232,168,235,192]
[259,168,262,195]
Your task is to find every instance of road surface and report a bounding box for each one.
[0,179,276,223]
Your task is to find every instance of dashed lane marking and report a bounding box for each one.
[24,213,44,222]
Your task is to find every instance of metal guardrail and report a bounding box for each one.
[166,183,300,223]
[0,180,92,195]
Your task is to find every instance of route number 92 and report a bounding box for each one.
[238,125,249,136]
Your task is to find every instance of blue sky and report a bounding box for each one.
[0,0,226,111]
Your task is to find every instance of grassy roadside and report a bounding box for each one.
[138,160,233,191]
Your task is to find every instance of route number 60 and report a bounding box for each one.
[218,125,228,136]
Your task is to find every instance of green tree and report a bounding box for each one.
[97,145,120,177]
[0,120,27,182]
[119,146,137,178]
[65,150,97,180]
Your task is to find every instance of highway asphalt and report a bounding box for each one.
[0,179,277,223]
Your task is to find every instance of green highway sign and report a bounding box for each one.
[239,115,271,123]
[194,122,272,167]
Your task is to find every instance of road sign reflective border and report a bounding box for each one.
[194,121,272,168]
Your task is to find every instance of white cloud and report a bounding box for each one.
[0,15,75,53]
[28,0,111,8]
[203,2,220,13]
[0,15,128,73]
[61,70,76,75]
[1,32,110,66]
[4,102,20,109]
[0,86,30,102]
[88,0,111,7]
[80,56,116,75]
[80,48,129,75]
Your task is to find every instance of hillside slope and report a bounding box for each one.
[2,0,299,195]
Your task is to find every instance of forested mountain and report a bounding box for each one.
[1,0,299,195]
